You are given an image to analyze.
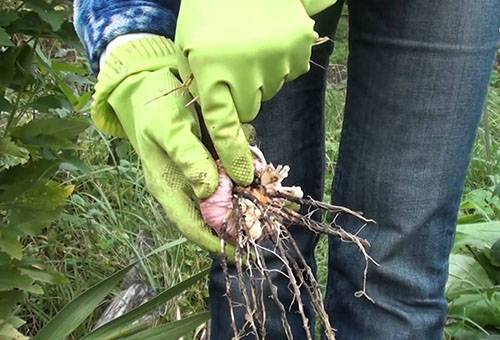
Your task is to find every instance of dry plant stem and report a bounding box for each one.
[278,205,379,302]
[272,192,376,224]
[234,221,260,338]
[314,36,333,46]
[245,247,267,339]
[280,227,336,339]
[220,240,240,339]
[252,238,294,340]
[263,213,335,339]
[145,74,194,104]
[217,169,376,339]
[272,232,313,340]
[310,59,326,70]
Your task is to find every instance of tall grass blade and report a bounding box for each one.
[33,264,135,340]
[83,268,209,340]
[122,312,210,340]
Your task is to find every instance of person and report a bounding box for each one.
[74,0,500,338]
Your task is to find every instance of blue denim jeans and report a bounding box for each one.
[209,1,500,339]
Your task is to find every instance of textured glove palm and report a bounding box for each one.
[92,37,224,254]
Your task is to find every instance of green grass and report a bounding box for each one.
[20,128,210,338]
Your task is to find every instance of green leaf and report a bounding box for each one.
[123,312,210,340]
[74,92,92,112]
[0,159,59,187]
[9,208,62,235]
[10,181,73,209]
[18,266,68,285]
[0,46,22,88]
[6,316,26,329]
[24,0,66,31]
[33,264,135,340]
[489,239,500,267]
[0,266,42,294]
[33,46,80,106]
[445,322,500,339]
[453,222,500,253]
[52,61,88,76]
[7,182,74,235]
[12,117,90,142]
[0,11,20,27]
[0,96,12,112]
[448,292,500,327]
[0,290,24,319]
[0,319,28,340]
[0,27,13,47]
[31,94,71,113]
[474,249,500,285]
[0,137,29,171]
[446,254,493,300]
[0,229,22,260]
[83,268,208,340]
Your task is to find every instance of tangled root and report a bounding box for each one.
[202,147,378,340]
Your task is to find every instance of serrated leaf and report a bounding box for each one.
[0,229,22,260]
[0,11,20,27]
[0,160,60,202]
[6,182,73,235]
[31,94,71,113]
[12,117,90,142]
[24,0,66,31]
[6,12,49,36]
[10,181,72,210]
[9,207,63,235]
[0,27,13,47]
[17,134,76,149]
[0,137,29,171]
[0,267,42,294]
[0,290,24,319]
[18,266,68,285]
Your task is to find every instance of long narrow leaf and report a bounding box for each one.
[123,312,210,340]
[83,268,209,340]
[34,238,189,339]
[33,264,135,340]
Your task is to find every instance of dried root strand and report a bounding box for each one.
[214,147,377,340]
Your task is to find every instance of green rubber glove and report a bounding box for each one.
[175,0,319,186]
[91,36,225,254]
[300,0,338,16]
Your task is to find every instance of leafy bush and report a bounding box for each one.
[0,1,92,338]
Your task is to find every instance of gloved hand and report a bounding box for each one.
[300,0,338,16]
[175,0,319,186]
[91,36,225,254]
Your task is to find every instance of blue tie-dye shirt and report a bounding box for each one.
[73,0,180,72]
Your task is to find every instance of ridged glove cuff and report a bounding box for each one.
[92,36,178,137]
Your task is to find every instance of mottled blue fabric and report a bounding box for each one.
[73,0,180,72]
